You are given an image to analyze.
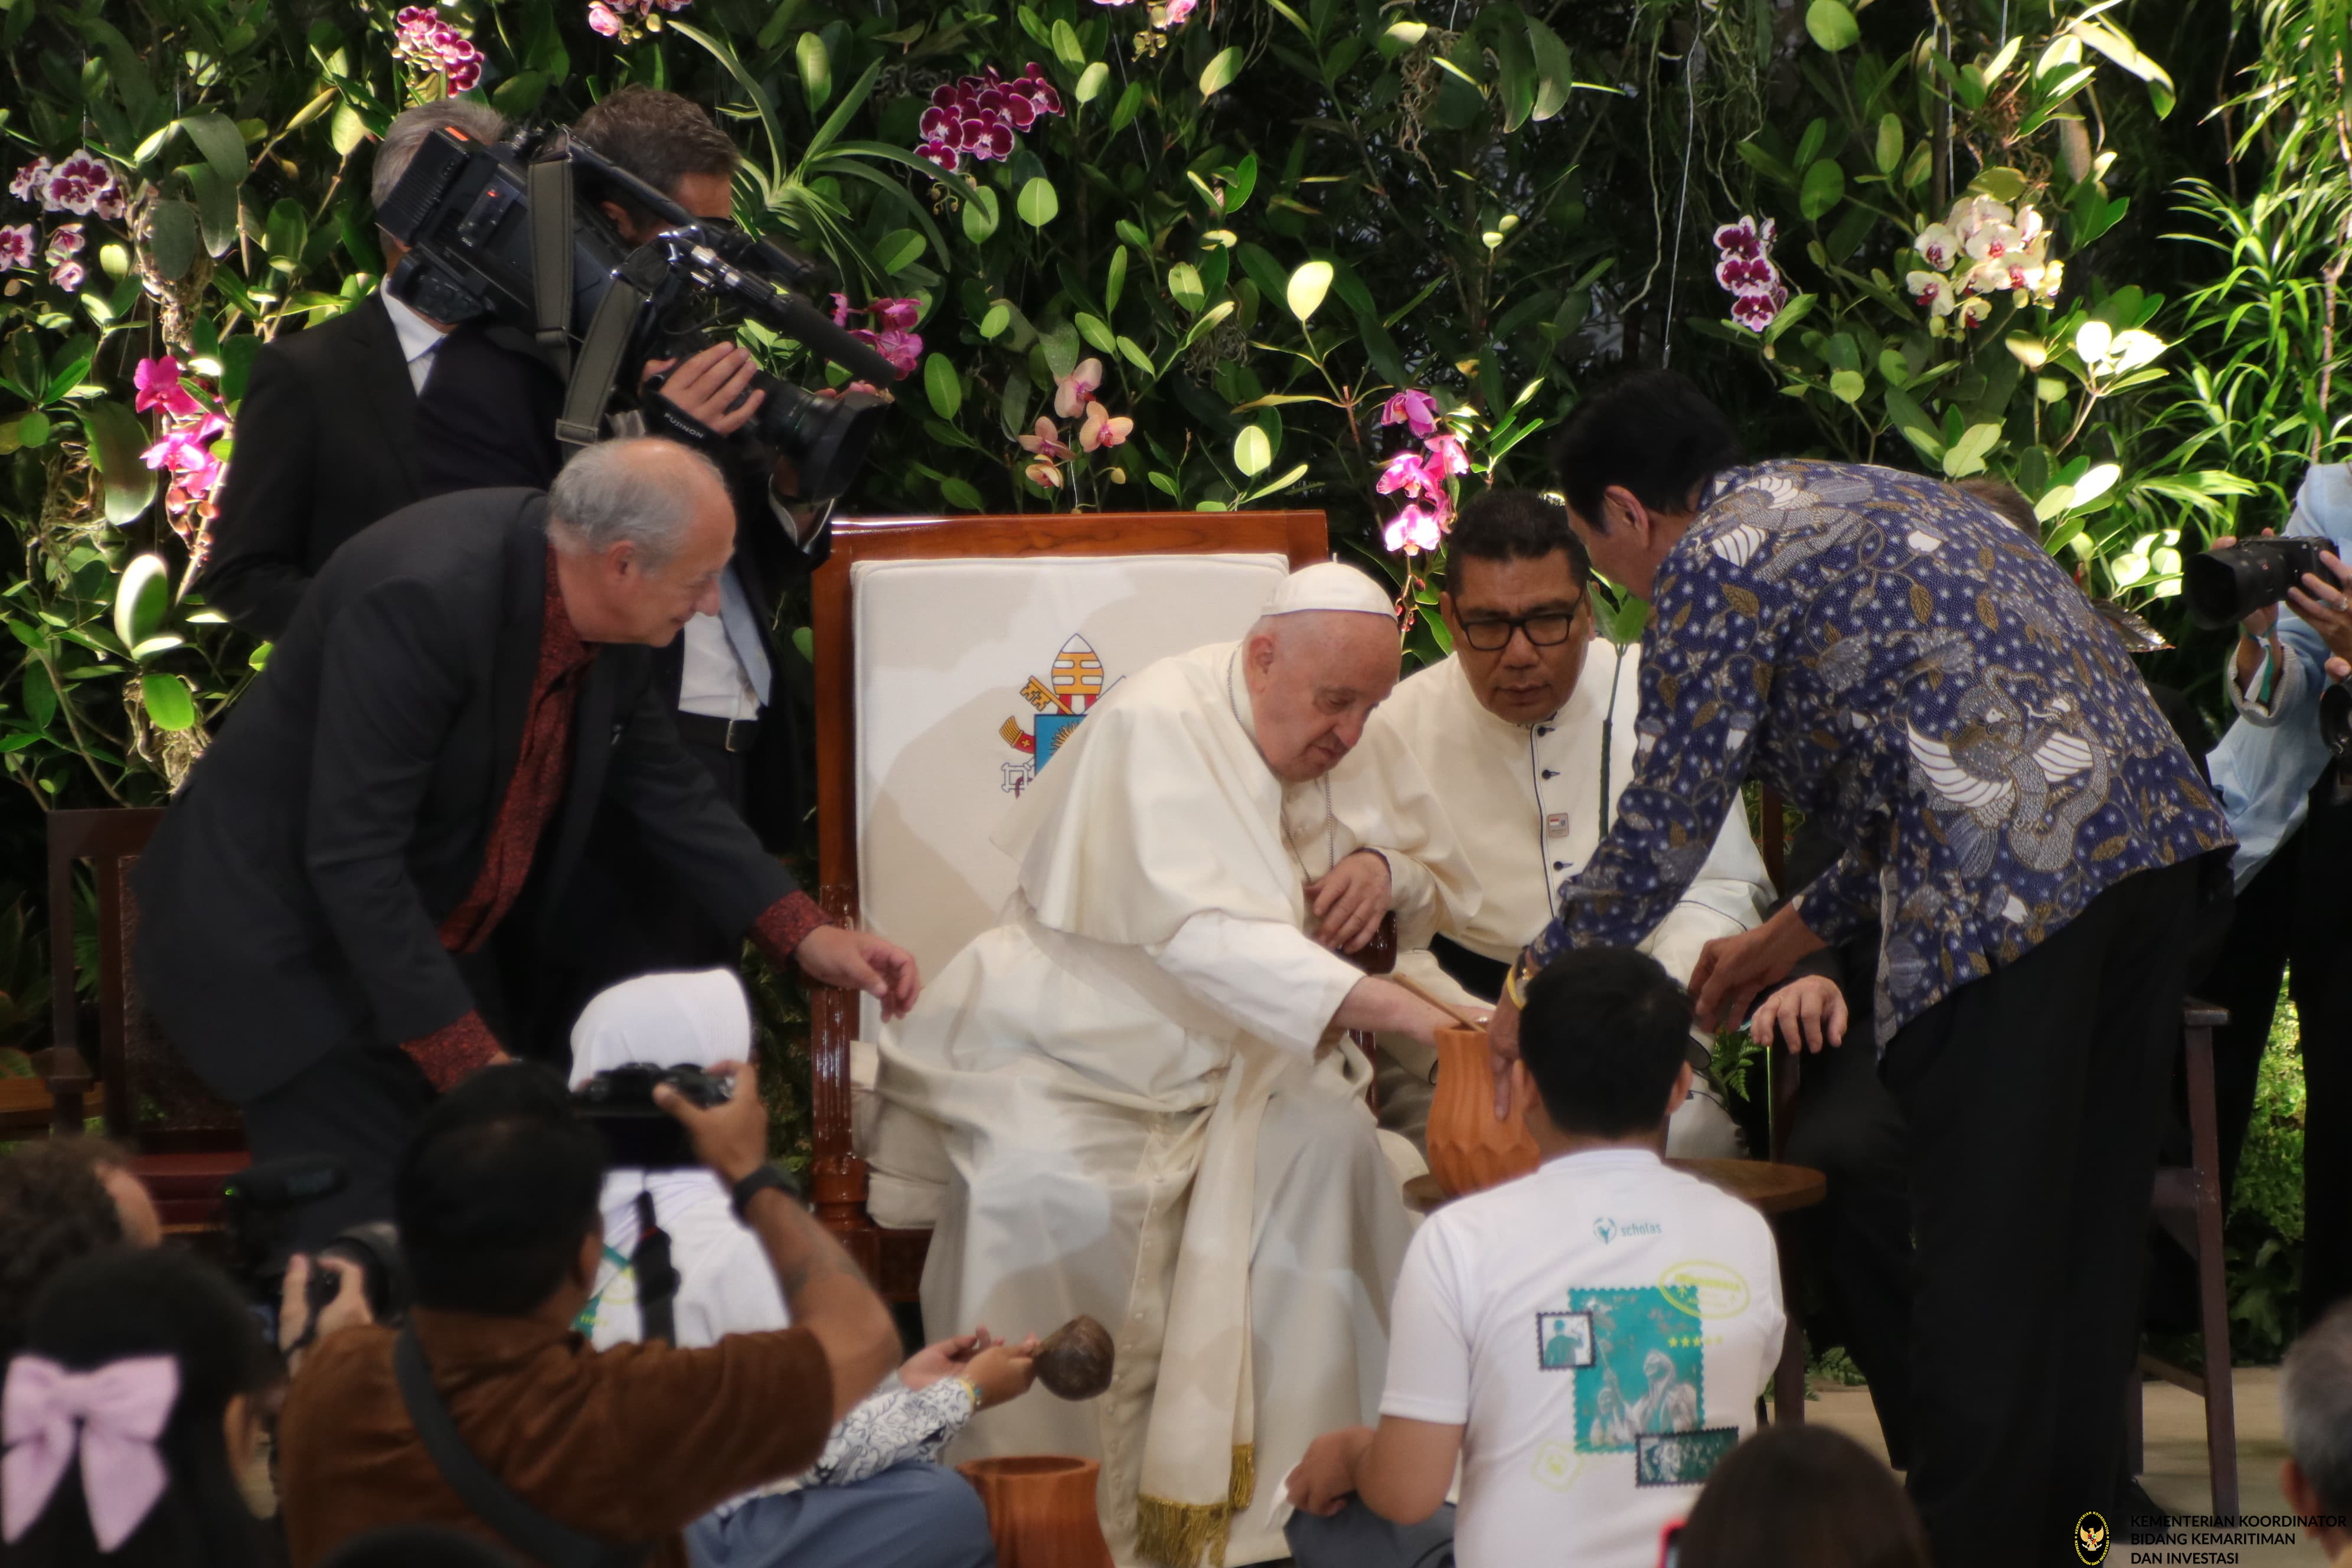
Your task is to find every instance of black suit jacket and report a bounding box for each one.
[132,489,797,1103]
[199,296,425,641]
[411,325,827,848]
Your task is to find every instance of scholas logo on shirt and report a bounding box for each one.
[1593,1216,1664,1244]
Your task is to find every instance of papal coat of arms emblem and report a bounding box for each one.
[998,634,1118,794]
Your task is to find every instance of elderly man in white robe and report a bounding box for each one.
[1366,489,1773,1153]
[868,563,1469,1568]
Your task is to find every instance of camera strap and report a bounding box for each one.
[394,1327,655,1568]
[527,156,575,383]
[631,1189,680,1347]
[555,276,647,458]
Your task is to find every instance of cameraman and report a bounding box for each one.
[411,87,832,1033]
[279,1060,899,1567]
[200,99,507,642]
[2204,465,2352,1324]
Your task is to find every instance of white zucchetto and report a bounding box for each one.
[1263,561,1395,619]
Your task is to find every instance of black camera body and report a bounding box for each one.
[306,1220,411,1328]
[2186,536,2332,631]
[375,121,894,502]
[573,1061,733,1170]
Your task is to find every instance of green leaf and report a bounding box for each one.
[1969,165,2030,203]
[980,303,1011,339]
[796,31,832,112]
[140,673,195,733]
[1076,61,1111,105]
[177,112,247,183]
[923,354,961,419]
[145,199,201,282]
[1763,292,1817,344]
[1116,335,1154,375]
[330,103,370,158]
[1799,159,1845,221]
[1075,312,1116,354]
[873,228,926,275]
[1199,45,1244,99]
[185,164,239,257]
[80,401,156,525]
[1527,17,1575,121]
[1106,247,1129,311]
[494,70,550,119]
[14,411,51,448]
[1017,177,1059,228]
[113,554,172,650]
[1246,462,1309,500]
[1167,262,1206,314]
[1873,113,1902,175]
[1111,81,1146,133]
[1829,369,1867,404]
[1234,425,1272,476]
[1805,0,1859,51]
[21,665,54,731]
[1050,18,1086,72]
[940,476,985,511]
[1285,259,1333,322]
[962,186,1001,244]
[265,198,309,274]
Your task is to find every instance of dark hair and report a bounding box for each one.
[0,1143,128,1364]
[572,86,740,217]
[1674,1426,1929,1568]
[394,1063,606,1317]
[6,1247,275,1568]
[1517,948,1692,1138]
[1954,476,2044,543]
[1446,489,1590,592]
[318,1526,522,1567]
[1547,370,1742,534]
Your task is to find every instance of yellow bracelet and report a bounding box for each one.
[954,1374,985,1412]
[1502,959,1528,1010]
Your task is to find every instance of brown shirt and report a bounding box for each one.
[280,1306,835,1567]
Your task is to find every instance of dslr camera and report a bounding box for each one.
[374,119,897,503]
[2186,535,2334,631]
[573,1061,733,1169]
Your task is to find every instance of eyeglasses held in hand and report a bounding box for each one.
[1457,608,1580,652]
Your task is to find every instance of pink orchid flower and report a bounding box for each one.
[1162,0,1197,21]
[868,328,922,378]
[1055,357,1104,419]
[134,357,202,418]
[0,224,33,272]
[1079,401,1132,452]
[48,260,85,290]
[1380,388,1440,437]
[1422,432,1469,480]
[587,4,621,35]
[8,160,50,204]
[1383,502,1445,556]
[44,224,84,261]
[1025,459,1063,490]
[871,296,922,332]
[1376,449,1433,498]
[1018,417,1070,462]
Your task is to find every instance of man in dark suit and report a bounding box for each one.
[133,439,919,1248]
[197,100,507,642]
[410,87,838,1027]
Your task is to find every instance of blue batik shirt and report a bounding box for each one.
[1526,459,2234,1044]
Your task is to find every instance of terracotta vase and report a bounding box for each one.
[956,1455,1115,1568]
[1425,1025,1539,1198]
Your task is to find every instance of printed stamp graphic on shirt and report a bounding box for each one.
[1570,1286,1707,1456]
[1535,1310,1595,1371]
[1633,1427,1737,1487]
[1657,1259,1750,1319]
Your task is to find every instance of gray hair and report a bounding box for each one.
[373,100,508,213]
[2284,1301,2352,1511]
[546,438,728,566]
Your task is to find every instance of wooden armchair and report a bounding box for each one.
[47,808,247,1231]
[804,509,1327,1299]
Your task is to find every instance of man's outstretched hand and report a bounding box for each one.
[795,926,922,1020]
[1690,904,1826,1033]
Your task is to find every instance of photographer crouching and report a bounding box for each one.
[408,87,866,1031]
[131,439,919,1252]
[2196,468,2352,1327]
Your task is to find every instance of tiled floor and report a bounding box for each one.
[1810,1368,2330,1565]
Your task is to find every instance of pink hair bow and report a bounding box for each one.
[2,1353,179,1550]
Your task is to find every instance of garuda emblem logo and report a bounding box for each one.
[2074,1510,2109,1564]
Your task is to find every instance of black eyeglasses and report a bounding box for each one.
[1458,607,1582,652]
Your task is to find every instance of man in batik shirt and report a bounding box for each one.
[1485,371,2233,1564]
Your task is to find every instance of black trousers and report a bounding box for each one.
[1784,1028,1915,1469]
[1880,857,2210,1568]
[240,1043,437,1253]
[2197,778,2352,1324]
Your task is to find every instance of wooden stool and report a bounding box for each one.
[956,1456,1114,1568]
[1403,1157,1827,1422]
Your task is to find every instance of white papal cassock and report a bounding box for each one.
[1364,639,1775,1144]
[868,639,1472,1568]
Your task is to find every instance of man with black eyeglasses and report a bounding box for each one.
[1361,490,1772,1153]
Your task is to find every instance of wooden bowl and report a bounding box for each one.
[956,1455,1114,1568]
[1425,1025,1538,1198]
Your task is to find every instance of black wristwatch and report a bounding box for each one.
[729,1162,803,1221]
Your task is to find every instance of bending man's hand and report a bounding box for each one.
[795,927,922,1020]
[1286,1427,1374,1518]
[1690,904,1826,1033]
[1749,973,1848,1053]
[1305,850,1390,953]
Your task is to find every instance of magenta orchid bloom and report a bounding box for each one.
[1162,0,1197,21]
[1078,400,1132,453]
[134,357,203,418]
[1422,432,1470,480]
[1383,502,1445,556]
[0,224,33,272]
[44,224,84,261]
[587,3,621,33]
[871,296,922,332]
[48,260,85,290]
[8,159,50,204]
[1376,449,1433,498]
[1380,388,1440,437]
[914,65,1064,173]
[1054,357,1104,420]
[42,152,113,217]
[141,416,227,476]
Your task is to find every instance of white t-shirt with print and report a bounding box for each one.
[1380,1148,1786,1568]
